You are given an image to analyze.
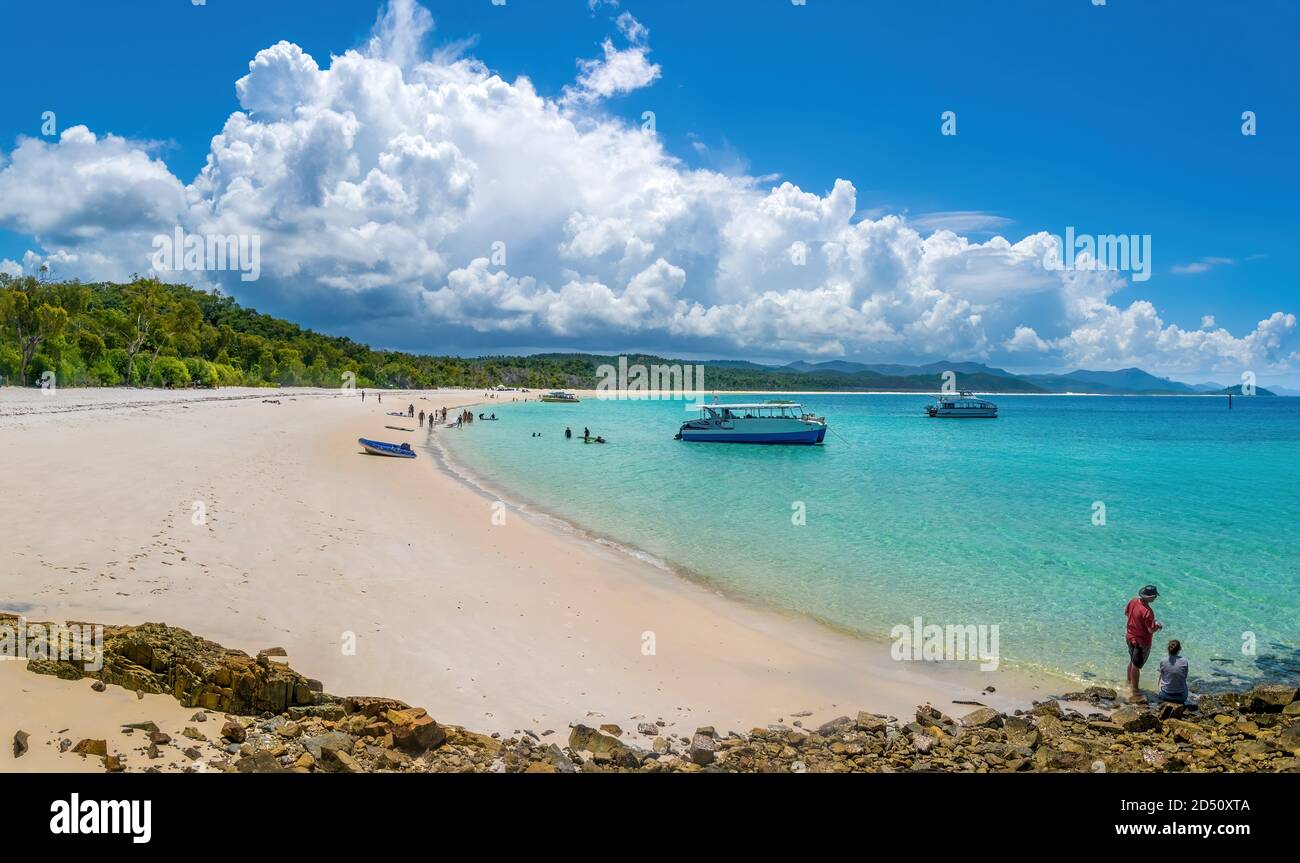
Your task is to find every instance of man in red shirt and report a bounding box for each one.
[1125,585,1162,700]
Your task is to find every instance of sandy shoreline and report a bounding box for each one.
[1,386,1071,771]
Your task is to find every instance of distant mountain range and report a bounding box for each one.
[474,352,1279,396]
[690,359,1277,396]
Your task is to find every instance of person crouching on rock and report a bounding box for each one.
[1157,639,1190,705]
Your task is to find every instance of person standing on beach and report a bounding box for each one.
[361,390,365,402]
[1157,639,1189,704]
[419,410,425,427]
[1124,584,1162,700]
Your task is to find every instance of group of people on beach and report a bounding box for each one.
[412,407,454,428]
[1124,584,1190,705]
[373,403,464,429]
[378,401,499,431]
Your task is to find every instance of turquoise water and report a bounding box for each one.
[440,395,1300,690]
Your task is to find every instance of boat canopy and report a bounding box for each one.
[933,395,996,408]
[686,402,805,414]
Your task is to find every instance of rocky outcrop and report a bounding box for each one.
[20,620,319,715]
[14,617,1299,774]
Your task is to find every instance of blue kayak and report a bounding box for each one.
[359,438,417,459]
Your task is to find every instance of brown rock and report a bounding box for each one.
[1249,684,1298,712]
[236,750,285,773]
[1002,716,1039,749]
[915,705,952,726]
[855,712,888,733]
[390,710,446,751]
[1273,721,1300,755]
[326,748,361,773]
[72,738,107,757]
[1197,692,1245,715]
[1033,747,1084,771]
[1111,706,1161,732]
[1084,686,1118,701]
[1031,699,1062,717]
[960,707,1003,729]
[1165,719,1210,746]
[220,720,247,743]
[689,732,716,765]
[12,730,29,759]
[568,724,626,759]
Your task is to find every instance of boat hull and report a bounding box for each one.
[678,426,827,445]
[359,438,417,458]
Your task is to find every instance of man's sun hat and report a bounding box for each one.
[1139,584,1159,599]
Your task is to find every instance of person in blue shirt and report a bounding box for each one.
[1157,639,1190,704]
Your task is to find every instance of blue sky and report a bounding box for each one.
[0,0,1296,381]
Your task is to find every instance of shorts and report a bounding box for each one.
[1127,641,1151,669]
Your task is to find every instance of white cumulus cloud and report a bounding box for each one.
[561,13,661,106]
[0,0,1293,381]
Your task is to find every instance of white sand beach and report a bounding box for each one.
[0,660,230,773]
[1,387,1066,769]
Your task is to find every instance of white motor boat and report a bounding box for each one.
[540,391,580,403]
[677,401,827,444]
[926,391,998,418]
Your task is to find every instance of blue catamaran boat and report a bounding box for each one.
[359,438,417,458]
[676,401,827,445]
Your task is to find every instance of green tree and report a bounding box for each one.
[77,330,106,363]
[143,296,202,383]
[150,356,191,388]
[116,280,168,386]
[0,277,70,385]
